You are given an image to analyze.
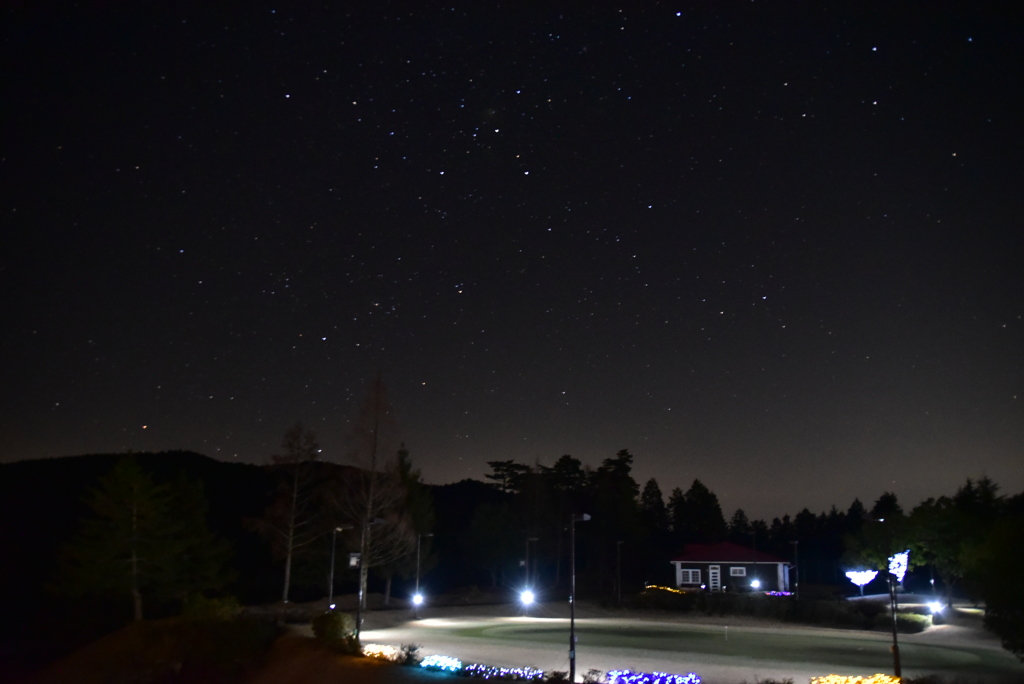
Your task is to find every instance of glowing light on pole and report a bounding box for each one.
[886,549,910,679]
[845,569,878,596]
[888,550,909,583]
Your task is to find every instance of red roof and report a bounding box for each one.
[670,541,789,564]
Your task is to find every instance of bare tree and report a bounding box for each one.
[326,376,415,609]
[249,423,322,603]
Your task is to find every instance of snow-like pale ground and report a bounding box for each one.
[291,597,1024,684]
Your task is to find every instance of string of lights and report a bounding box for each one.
[809,675,901,684]
[420,654,464,672]
[606,669,702,684]
[463,664,547,680]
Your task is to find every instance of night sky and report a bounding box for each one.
[2,2,1021,520]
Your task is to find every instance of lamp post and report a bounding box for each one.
[414,532,434,618]
[789,540,799,599]
[328,525,353,608]
[569,513,590,683]
[525,536,539,588]
[354,518,385,641]
[888,549,910,679]
[615,540,623,604]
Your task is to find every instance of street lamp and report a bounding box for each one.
[888,549,910,679]
[845,569,879,597]
[354,517,385,641]
[615,540,624,604]
[328,525,353,608]
[525,536,539,587]
[789,540,799,599]
[414,532,434,618]
[569,513,590,683]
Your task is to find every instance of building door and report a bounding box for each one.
[709,565,721,592]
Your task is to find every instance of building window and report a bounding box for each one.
[679,569,701,585]
[730,567,747,577]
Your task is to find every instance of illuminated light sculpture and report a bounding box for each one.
[845,569,879,596]
[420,654,463,672]
[607,669,702,684]
[886,549,910,679]
[888,550,910,583]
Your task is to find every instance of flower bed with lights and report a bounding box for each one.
[421,654,463,672]
[809,675,900,684]
[420,655,702,684]
[463,663,546,680]
[607,669,701,684]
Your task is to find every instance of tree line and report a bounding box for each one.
[52,378,1023,661]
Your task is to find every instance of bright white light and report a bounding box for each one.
[520,590,535,605]
[750,579,761,589]
[888,550,910,583]
[846,570,879,587]
[413,593,424,606]
[329,603,336,609]
[928,602,943,614]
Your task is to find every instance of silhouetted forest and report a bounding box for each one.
[2,446,1022,665]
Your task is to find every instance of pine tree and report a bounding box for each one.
[60,457,231,621]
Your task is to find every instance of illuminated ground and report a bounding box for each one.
[355,602,1024,684]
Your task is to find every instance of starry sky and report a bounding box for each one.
[2,2,1021,520]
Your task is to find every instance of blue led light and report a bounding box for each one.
[464,663,546,680]
[607,669,701,684]
[420,654,463,672]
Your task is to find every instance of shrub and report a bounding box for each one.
[311,610,359,653]
[896,612,931,633]
[399,643,422,666]
[546,671,569,683]
[181,594,242,621]
[582,669,603,684]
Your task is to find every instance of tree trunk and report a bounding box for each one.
[131,495,143,621]
[384,575,392,606]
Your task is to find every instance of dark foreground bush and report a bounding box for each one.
[633,587,931,633]
[32,615,281,684]
[182,594,242,621]
[311,610,359,654]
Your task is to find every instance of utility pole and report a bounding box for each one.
[616,540,623,604]
[328,525,352,608]
[789,540,800,599]
[569,513,590,683]
[525,536,539,587]
[414,532,434,618]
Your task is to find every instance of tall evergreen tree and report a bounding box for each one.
[639,478,669,532]
[60,457,231,621]
[676,479,728,544]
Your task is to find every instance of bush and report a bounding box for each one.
[582,669,603,684]
[545,672,569,683]
[398,643,421,666]
[896,612,931,633]
[182,594,242,621]
[311,610,359,653]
